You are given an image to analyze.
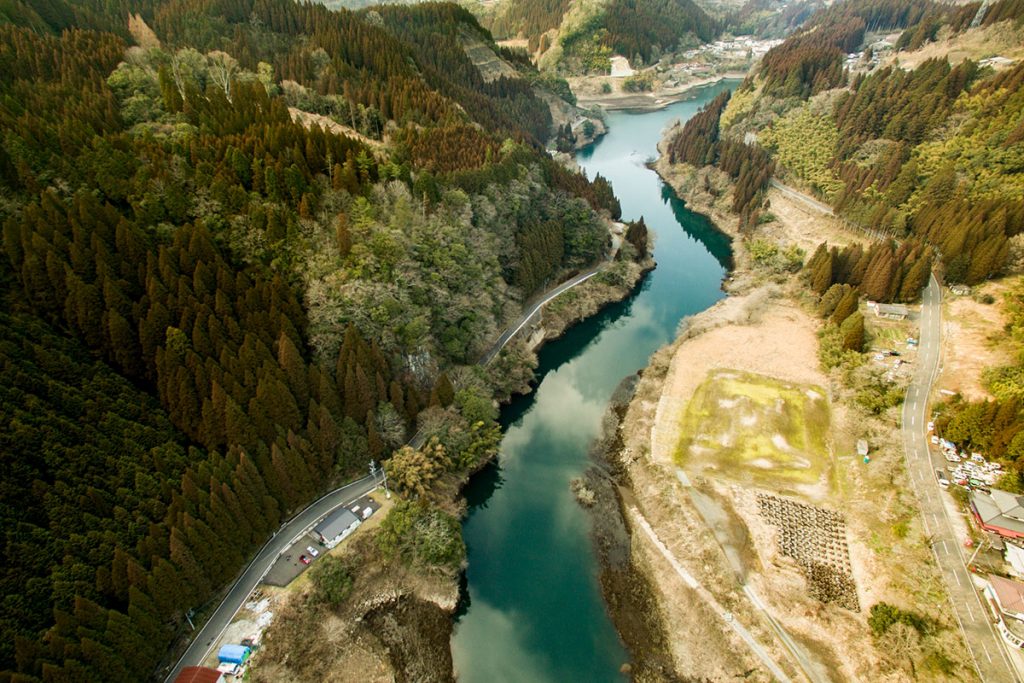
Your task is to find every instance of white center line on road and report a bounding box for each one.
[952,569,962,587]
[982,642,993,663]
[940,539,948,554]
[965,600,976,621]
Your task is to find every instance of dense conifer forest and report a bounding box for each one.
[669,0,1024,286]
[0,0,628,679]
[485,0,718,70]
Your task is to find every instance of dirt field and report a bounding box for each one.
[938,278,1017,400]
[652,293,827,468]
[761,187,862,255]
[615,146,979,681]
[620,285,976,681]
[676,370,831,497]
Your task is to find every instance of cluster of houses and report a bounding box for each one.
[966,483,1024,648]
[649,36,782,87]
[676,36,782,64]
[931,418,1024,650]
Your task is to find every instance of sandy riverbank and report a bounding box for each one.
[596,130,978,681]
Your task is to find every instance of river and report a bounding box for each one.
[450,80,738,682]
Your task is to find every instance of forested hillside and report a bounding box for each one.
[0,1,626,680]
[668,0,1024,286]
[484,0,719,72]
[665,0,1024,483]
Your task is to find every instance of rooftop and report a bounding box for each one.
[874,303,909,316]
[992,489,1024,522]
[314,507,360,540]
[174,667,224,683]
[991,574,1024,617]
[973,490,1024,536]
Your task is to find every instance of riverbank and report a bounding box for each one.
[574,73,748,112]
[247,239,655,682]
[595,127,979,680]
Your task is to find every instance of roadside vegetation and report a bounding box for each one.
[937,279,1024,489]
[0,0,633,679]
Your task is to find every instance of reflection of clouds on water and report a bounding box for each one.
[453,80,740,683]
[452,601,557,683]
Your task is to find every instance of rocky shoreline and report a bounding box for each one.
[382,251,658,682]
[575,128,777,680]
[585,374,690,682]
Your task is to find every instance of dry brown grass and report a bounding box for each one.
[894,22,1024,70]
[761,187,862,255]
[619,149,980,681]
[938,277,1018,400]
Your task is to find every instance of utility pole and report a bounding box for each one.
[370,459,391,499]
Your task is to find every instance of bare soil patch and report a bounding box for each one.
[938,278,1017,400]
[652,295,826,470]
[573,75,740,112]
[762,188,861,255]
[288,106,386,153]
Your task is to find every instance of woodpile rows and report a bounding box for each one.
[757,493,859,612]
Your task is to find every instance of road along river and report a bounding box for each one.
[450,80,739,681]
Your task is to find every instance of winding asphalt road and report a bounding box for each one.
[164,474,381,682]
[165,259,613,680]
[480,267,603,365]
[900,274,1018,682]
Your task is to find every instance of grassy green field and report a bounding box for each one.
[674,370,832,494]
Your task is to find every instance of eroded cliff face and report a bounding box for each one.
[363,595,457,683]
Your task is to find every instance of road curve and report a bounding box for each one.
[480,267,602,365]
[165,260,613,679]
[164,474,381,682]
[900,274,1019,682]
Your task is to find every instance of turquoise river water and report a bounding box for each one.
[450,80,738,682]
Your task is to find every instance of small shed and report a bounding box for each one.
[871,303,909,320]
[217,644,251,665]
[856,440,869,457]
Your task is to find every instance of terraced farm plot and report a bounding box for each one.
[675,370,832,496]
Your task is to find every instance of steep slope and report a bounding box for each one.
[0,1,633,680]
[483,0,720,72]
[669,0,1024,282]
